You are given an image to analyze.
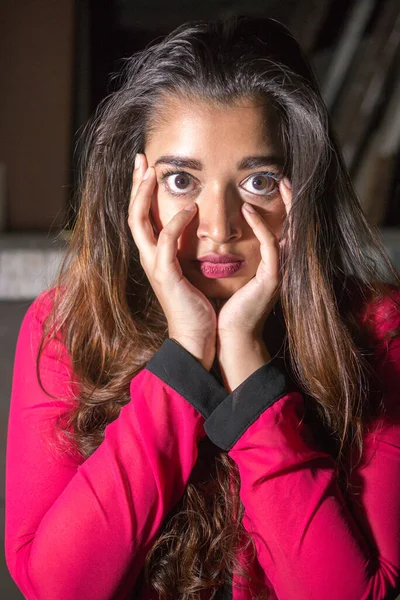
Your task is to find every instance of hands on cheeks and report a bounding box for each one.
[216,177,292,343]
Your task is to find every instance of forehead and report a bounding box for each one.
[145,95,283,155]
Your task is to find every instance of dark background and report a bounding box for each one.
[0,0,399,233]
[1,2,399,596]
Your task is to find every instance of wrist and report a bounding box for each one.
[218,332,270,356]
[169,336,215,371]
[217,334,271,391]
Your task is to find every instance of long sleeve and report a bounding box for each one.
[202,293,400,600]
[7,289,400,600]
[5,289,227,600]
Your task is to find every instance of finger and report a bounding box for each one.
[155,203,197,276]
[279,177,293,247]
[241,205,279,277]
[129,153,147,212]
[279,177,292,215]
[241,204,277,246]
[128,166,159,259]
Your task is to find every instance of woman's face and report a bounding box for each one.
[144,95,287,302]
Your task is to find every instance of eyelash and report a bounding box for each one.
[159,169,282,200]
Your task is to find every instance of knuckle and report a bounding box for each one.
[128,224,136,240]
[152,268,164,285]
[158,228,173,240]
[139,173,152,187]
[139,254,151,272]
[139,257,147,271]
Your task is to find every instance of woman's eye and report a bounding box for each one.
[241,172,280,197]
[160,171,196,196]
[159,170,281,199]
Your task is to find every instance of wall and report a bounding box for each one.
[0,0,74,231]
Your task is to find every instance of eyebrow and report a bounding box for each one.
[153,154,284,170]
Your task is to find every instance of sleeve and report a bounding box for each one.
[111,291,400,600]
[5,290,228,600]
[201,296,400,600]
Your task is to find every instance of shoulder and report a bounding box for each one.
[358,286,400,413]
[20,285,65,340]
[16,286,68,368]
[360,285,400,347]
[25,286,59,323]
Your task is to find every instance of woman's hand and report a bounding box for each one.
[216,177,292,340]
[215,177,292,390]
[128,153,217,371]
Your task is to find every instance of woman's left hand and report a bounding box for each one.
[216,177,292,340]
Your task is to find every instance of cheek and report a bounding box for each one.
[149,195,172,234]
[153,200,197,257]
[149,207,162,234]
[150,197,191,244]
[260,202,286,237]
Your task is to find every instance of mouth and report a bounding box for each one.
[195,260,245,279]
[197,253,244,263]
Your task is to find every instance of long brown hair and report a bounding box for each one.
[36,15,400,599]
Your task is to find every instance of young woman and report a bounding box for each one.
[5,14,400,600]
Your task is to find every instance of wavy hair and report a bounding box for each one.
[36,15,400,599]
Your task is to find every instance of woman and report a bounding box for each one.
[5,14,400,600]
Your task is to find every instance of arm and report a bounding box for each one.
[217,333,272,392]
[5,289,227,600]
[202,295,400,600]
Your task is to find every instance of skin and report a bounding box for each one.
[145,95,287,301]
[142,95,293,390]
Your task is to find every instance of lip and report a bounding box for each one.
[195,260,245,279]
[197,253,244,263]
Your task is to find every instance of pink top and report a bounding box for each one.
[5,287,400,599]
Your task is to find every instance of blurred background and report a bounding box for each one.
[1,0,399,597]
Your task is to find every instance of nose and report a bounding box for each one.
[195,184,244,243]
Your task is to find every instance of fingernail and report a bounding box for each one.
[184,203,196,211]
[134,154,141,170]
[243,202,255,213]
[143,167,152,180]
[283,177,292,189]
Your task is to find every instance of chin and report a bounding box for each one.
[198,277,252,300]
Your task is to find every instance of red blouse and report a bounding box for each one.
[5,287,400,599]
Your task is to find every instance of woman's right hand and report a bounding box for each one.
[128,153,217,371]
